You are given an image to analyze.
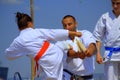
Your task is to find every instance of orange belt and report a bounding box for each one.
[34,41,50,77]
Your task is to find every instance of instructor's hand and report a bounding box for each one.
[77,52,85,59]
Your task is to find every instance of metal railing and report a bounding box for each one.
[13,72,22,80]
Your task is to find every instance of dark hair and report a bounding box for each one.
[16,12,32,30]
[62,15,76,23]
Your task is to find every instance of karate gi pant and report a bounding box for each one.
[104,61,120,80]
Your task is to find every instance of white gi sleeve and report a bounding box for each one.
[81,30,96,47]
[93,15,106,41]
[36,29,69,41]
[5,39,27,60]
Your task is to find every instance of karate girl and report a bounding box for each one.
[5,12,82,80]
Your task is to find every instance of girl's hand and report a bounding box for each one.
[76,32,82,37]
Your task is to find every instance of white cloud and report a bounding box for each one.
[0,0,22,4]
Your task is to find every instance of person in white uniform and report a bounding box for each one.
[5,12,82,80]
[62,15,96,80]
[93,0,120,80]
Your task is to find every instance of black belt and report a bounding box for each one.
[63,69,93,80]
[63,69,73,76]
[81,75,93,79]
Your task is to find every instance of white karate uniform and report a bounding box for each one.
[5,28,70,80]
[63,30,95,80]
[93,11,120,80]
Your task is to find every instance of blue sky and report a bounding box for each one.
[0,0,111,78]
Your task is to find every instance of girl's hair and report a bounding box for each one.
[16,12,32,30]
